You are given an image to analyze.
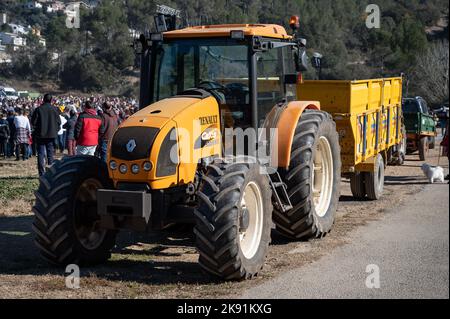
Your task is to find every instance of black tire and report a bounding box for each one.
[364,154,384,200]
[397,153,405,166]
[195,158,272,280]
[350,172,366,199]
[419,136,428,161]
[395,126,407,165]
[273,110,341,240]
[428,136,435,150]
[33,156,117,266]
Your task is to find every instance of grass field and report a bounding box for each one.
[0,159,39,217]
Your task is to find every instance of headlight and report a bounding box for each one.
[143,161,153,171]
[131,164,140,174]
[109,161,117,170]
[156,128,178,177]
[119,164,128,174]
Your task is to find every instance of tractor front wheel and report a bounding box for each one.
[33,156,116,266]
[195,158,272,280]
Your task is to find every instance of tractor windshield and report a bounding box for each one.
[153,39,251,128]
[402,99,421,113]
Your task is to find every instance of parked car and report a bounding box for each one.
[0,87,19,101]
[17,91,29,98]
[402,97,437,160]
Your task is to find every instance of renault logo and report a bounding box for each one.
[126,139,136,153]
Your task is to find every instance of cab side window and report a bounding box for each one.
[256,46,298,126]
[256,47,284,126]
[419,98,429,114]
[283,46,297,101]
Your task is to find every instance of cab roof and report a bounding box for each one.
[163,24,292,40]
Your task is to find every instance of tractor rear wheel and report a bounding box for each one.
[33,156,116,266]
[350,172,366,199]
[273,110,341,240]
[195,158,272,280]
[419,136,429,161]
[364,154,385,200]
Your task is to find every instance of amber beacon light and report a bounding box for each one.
[289,15,300,31]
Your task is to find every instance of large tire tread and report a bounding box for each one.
[33,156,116,266]
[273,110,341,240]
[195,158,272,280]
[350,172,366,199]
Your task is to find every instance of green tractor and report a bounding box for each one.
[402,97,437,161]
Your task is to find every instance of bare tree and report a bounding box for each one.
[412,40,449,106]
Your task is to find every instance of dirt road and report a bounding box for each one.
[240,182,449,299]
[0,146,448,298]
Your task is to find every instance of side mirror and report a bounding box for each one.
[132,34,149,55]
[297,38,307,47]
[295,49,309,72]
[154,14,168,32]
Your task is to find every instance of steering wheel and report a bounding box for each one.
[199,80,229,90]
[198,80,228,104]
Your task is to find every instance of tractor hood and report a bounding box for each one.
[121,97,206,129]
[108,92,221,189]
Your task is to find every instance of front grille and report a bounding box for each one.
[111,127,159,160]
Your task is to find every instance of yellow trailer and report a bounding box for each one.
[297,77,405,200]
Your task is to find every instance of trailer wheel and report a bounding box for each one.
[195,158,272,280]
[32,156,116,266]
[428,136,436,150]
[350,172,366,199]
[419,136,429,161]
[394,125,407,165]
[364,154,384,200]
[273,110,341,240]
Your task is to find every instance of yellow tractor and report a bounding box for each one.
[32,14,342,280]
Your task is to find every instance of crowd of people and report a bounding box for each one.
[0,94,139,176]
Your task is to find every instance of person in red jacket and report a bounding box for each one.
[74,101,103,156]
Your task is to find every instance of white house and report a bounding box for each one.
[25,1,44,10]
[0,13,7,25]
[0,51,12,65]
[65,1,92,11]
[8,24,30,35]
[0,32,27,50]
[47,1,66,12]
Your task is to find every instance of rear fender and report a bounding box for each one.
[275,101,321,169]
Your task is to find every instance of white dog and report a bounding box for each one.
[421,163,445,184]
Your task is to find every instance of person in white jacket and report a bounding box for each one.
[57,113,67,154]
[13,109,31,161]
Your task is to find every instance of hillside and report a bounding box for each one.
[0,0,448,104]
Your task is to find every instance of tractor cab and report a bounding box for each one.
[138,23,308,131]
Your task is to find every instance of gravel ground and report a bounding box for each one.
[240,180,449,299]
[0,145,448,299]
